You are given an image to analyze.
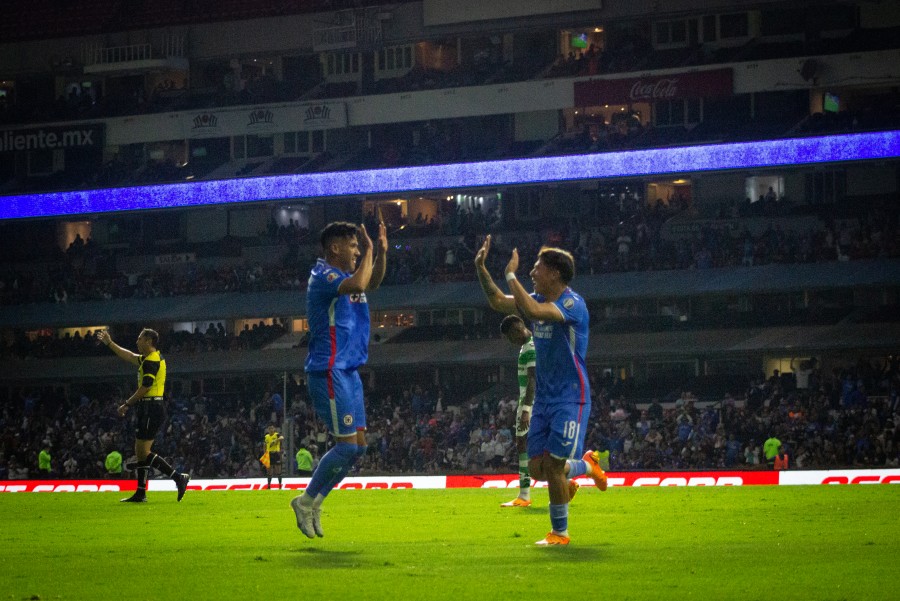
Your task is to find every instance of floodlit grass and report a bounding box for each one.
[0,485,897,600]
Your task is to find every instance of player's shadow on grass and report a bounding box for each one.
[289,547,365,567]
[530,545,606,562]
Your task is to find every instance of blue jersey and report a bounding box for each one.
[304,258,370,372]
[529,288,590,406]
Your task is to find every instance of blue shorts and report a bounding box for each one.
[307,369,367,437]
[526,400,591,460]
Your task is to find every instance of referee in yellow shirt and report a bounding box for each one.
[99,328,189,503]
[264,424,285,489]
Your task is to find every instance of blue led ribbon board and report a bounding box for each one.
[1,130,898,220]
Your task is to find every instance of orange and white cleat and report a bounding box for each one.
[535,531,570,546]
[500,497,532,508]
[567,479,580,501]
[582,450,609,491]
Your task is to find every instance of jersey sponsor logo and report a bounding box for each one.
[533,323,553,339]
[563,297,575,309]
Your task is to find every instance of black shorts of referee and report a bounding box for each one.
[134,397,167,440]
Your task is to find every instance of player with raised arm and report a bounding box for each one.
[290,218,387,539]
[475,235,605,545]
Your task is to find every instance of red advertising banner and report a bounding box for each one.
[778,469,900,485]
[447,470,778,489]
[574,68,733,107]
[0,476,440,492]
[3,470,898,492]
[0,480,135,493]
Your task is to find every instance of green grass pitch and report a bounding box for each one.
[0,485,896,600]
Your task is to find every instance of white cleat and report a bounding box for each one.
[290,496,315,539]
[312,508,324,538]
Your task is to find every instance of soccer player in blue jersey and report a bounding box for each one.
[475,235,607,546]
[291,219,387,539]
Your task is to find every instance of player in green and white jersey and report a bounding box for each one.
[499,315,578,507]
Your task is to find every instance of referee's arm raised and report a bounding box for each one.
[97,330,141,366]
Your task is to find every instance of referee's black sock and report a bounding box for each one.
[136,466,149,493]
[146,452,176,478]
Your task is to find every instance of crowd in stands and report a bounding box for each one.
[2,356,897,481]
[0,320,288,361]
[2,194,897,312]
[588,360,900,471]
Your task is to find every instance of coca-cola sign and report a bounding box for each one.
[575,68,733,106]
[629,78,680,101]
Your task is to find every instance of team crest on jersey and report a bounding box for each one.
[326,272,339,282]
[342,414,353,426]
[563,297,575,309]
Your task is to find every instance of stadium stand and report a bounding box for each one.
[1,0,899,479]
[1,354,897,479]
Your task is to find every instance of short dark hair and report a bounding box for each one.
[538,247,575,283]
[320,222,358,249]
[139,328,159,347]
[500,314,525,335]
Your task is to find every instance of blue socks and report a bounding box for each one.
[566,458,588,479]
[305,443,358,499]
[549,503,568,534]
[320,445,368,498]
[355,445,368,462]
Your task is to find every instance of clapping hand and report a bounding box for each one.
[358,223,373,253]
[376,214,388,254]
[474,235,491,269]
[505,248,519,280]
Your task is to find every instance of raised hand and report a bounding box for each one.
[376,219,388,254]
[474,234,492,269]
[358,223,373,254]
[505,248,519,279]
